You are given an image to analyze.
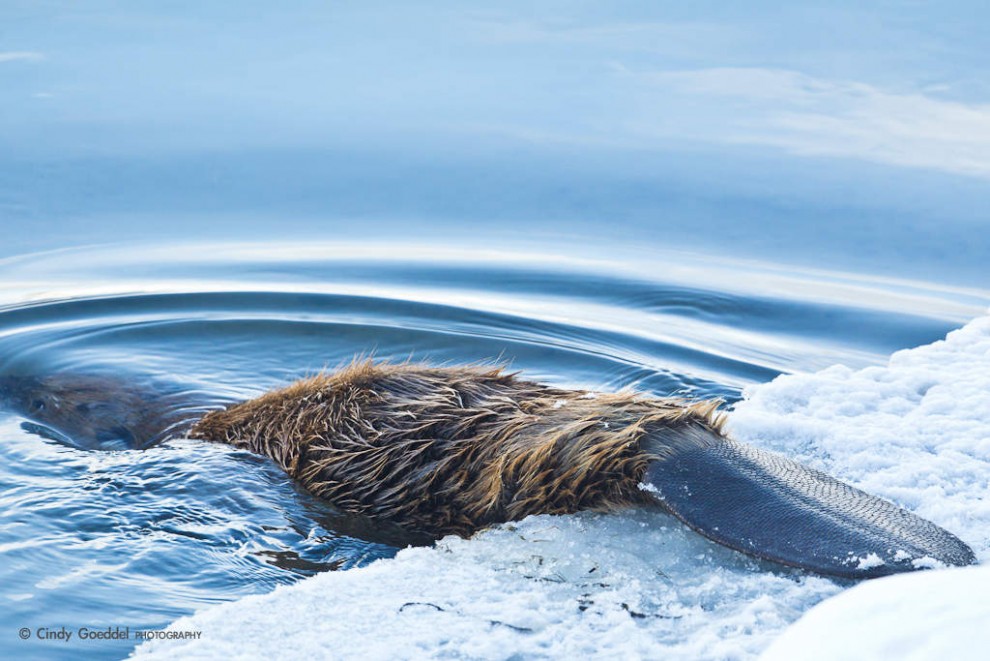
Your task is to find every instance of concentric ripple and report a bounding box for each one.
[0,241,984,659]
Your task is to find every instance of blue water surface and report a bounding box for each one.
[1,2,989,659]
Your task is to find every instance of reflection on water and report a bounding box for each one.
[0,240,986,658]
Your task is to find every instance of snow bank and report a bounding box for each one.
[760,564,990,661]
[133,315,990,660]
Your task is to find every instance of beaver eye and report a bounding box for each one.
[32,399,45,411]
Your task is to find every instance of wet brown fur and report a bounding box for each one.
[189,361,726,538]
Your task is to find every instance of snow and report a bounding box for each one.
[760,564,990,661]
[133,315,990,660]
[853,553,886,571]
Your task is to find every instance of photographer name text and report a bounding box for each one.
[19,626,202,642]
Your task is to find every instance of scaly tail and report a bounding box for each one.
[639,425,976,579]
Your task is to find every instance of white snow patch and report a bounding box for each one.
[911,556,945,570]
[760,564,990,661]
[134,315,990,660]
[854,553,885,571]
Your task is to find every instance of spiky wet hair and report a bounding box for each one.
[189,361,725,537]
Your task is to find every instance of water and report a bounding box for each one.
[3,2,990,658]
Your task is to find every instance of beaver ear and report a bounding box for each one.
[639,427,976,579]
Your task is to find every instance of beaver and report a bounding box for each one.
[1,361,977,579]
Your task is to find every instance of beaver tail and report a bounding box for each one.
[638,424,977,578]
